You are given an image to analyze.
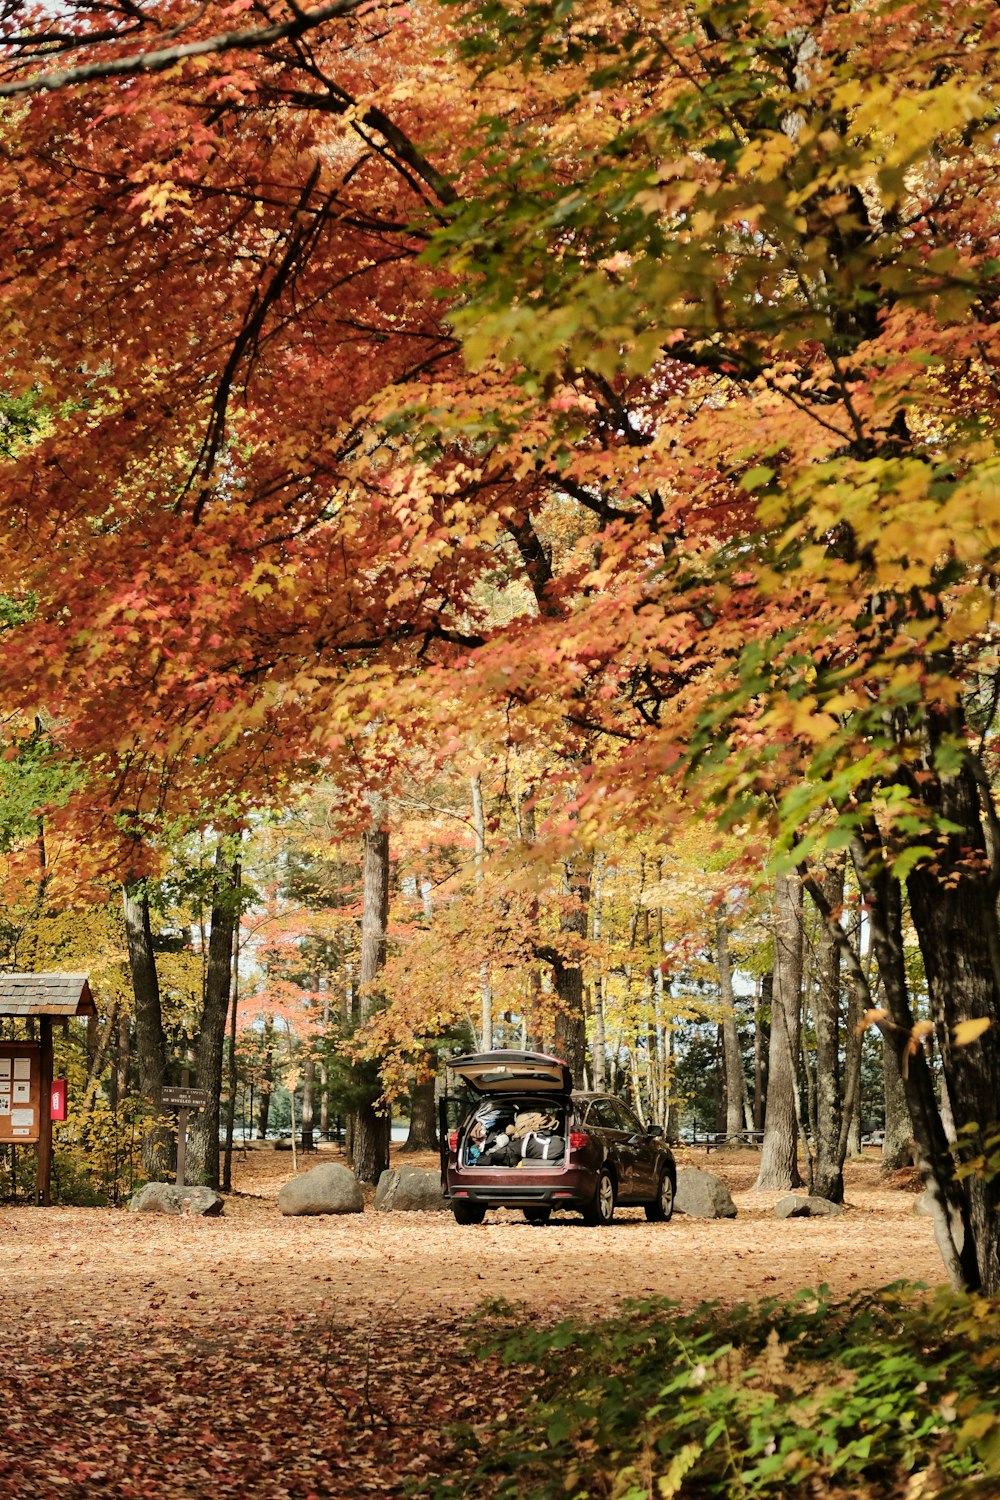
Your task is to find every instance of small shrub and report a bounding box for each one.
[424,1285,1000,1500]
[51,1148,108,1206]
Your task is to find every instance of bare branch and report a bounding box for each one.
[0,0,366,98]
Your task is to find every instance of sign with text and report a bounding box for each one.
[0,1043,40,1142]
[162,1086,208,1110]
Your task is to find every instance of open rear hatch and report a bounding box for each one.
[441,1051,573,1186]
[446,1050,573,1095]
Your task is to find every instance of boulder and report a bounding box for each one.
[374,1166,449,1212]
[675,1167,737,1219]
[277,1163,363,1216]
[129,1183,224,1216]
[774,1194,845,1219]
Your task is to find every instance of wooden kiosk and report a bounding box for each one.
[0,973,96,1205]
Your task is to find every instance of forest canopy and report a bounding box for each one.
[0,0,998,1290]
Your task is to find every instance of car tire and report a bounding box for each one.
[645,1170,675,1222]
[523,1206,551,1225]
[452,1201,487,1225]
[582,1168,615,1226]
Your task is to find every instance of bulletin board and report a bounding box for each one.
[0,1042,40,1143]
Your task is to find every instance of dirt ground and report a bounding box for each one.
[1,1145,942,1326]
[0,1146,946,1499]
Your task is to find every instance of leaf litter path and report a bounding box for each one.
[0,1151,942,1499]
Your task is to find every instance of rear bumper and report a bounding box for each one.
[444,1163,594,1208]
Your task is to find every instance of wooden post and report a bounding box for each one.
[36,1017,53,1206]
[176,1066,189,1187]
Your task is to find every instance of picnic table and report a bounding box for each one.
[697,1129,765,1151]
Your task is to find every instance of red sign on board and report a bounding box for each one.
[50,1079,67,1121]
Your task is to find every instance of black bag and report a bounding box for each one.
[522,1132,566,1161]
[482,1140,520,1167]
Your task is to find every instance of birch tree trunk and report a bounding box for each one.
[256,1020,274,1140]
[754,873,804,1190]
[717,915,745,1141]
[301,1051,315,1152]
[813,860,846,1202]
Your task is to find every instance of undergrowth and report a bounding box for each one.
[424,1284,1000,1500]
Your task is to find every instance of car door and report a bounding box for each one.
[587,1098,636,1200]
[614,1100,658,1197]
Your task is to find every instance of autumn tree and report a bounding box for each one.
[3,0,1000,1291]
[410,0,1000,1291]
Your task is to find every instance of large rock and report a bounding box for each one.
[277,1163,363,1216]
[774,1194,845,1219]
[675,1167,737,1219]
[129,1183,224,1216]
[374,1166,448,1212]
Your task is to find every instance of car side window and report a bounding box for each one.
[615,1101,643,1134]
[586,1100,614,1129]
[596,1099,627,1131]
[602,1100,630,1132]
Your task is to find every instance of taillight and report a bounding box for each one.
[449,1130,458,1151]
[569,1132,590,1150]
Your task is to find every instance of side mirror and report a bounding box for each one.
[646,1124,665,1138]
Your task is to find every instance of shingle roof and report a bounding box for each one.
[0,973,96,1017]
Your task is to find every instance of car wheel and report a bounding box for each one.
[523,1206,551,1225]
[452,1201,487,1225]
[582,1168,615,1225]
[645,1170,675,1222]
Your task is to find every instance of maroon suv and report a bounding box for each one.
[439,1049,677,1226]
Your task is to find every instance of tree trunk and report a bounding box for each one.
[851,820,982,1291]
[591,856,607,1092]
[319,991,330,1142]
[546,857,592,1086]
[553,956,587,1085]
[839,932,865,1159]
[471,774,493,1050]
[939,1064,957,1144]
[813,860,845,1202]
[717,916,744,1141]
[348,794,391,1184]
[755,873,804,1190]
[903,758,1000,1293]
[301,1052,315,1152]
[122,882,170,1177]
[186,841,240,1189]
[665,1024,679,1141]
[256,1021,274,1139]
[402,1066,438,1152]
[881,1034,913,1171]
[754,973,770,1131]
[115,1010,131,1113]
[222,913,241,1191]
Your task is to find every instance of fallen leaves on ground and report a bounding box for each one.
[0,1149,943,1498]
